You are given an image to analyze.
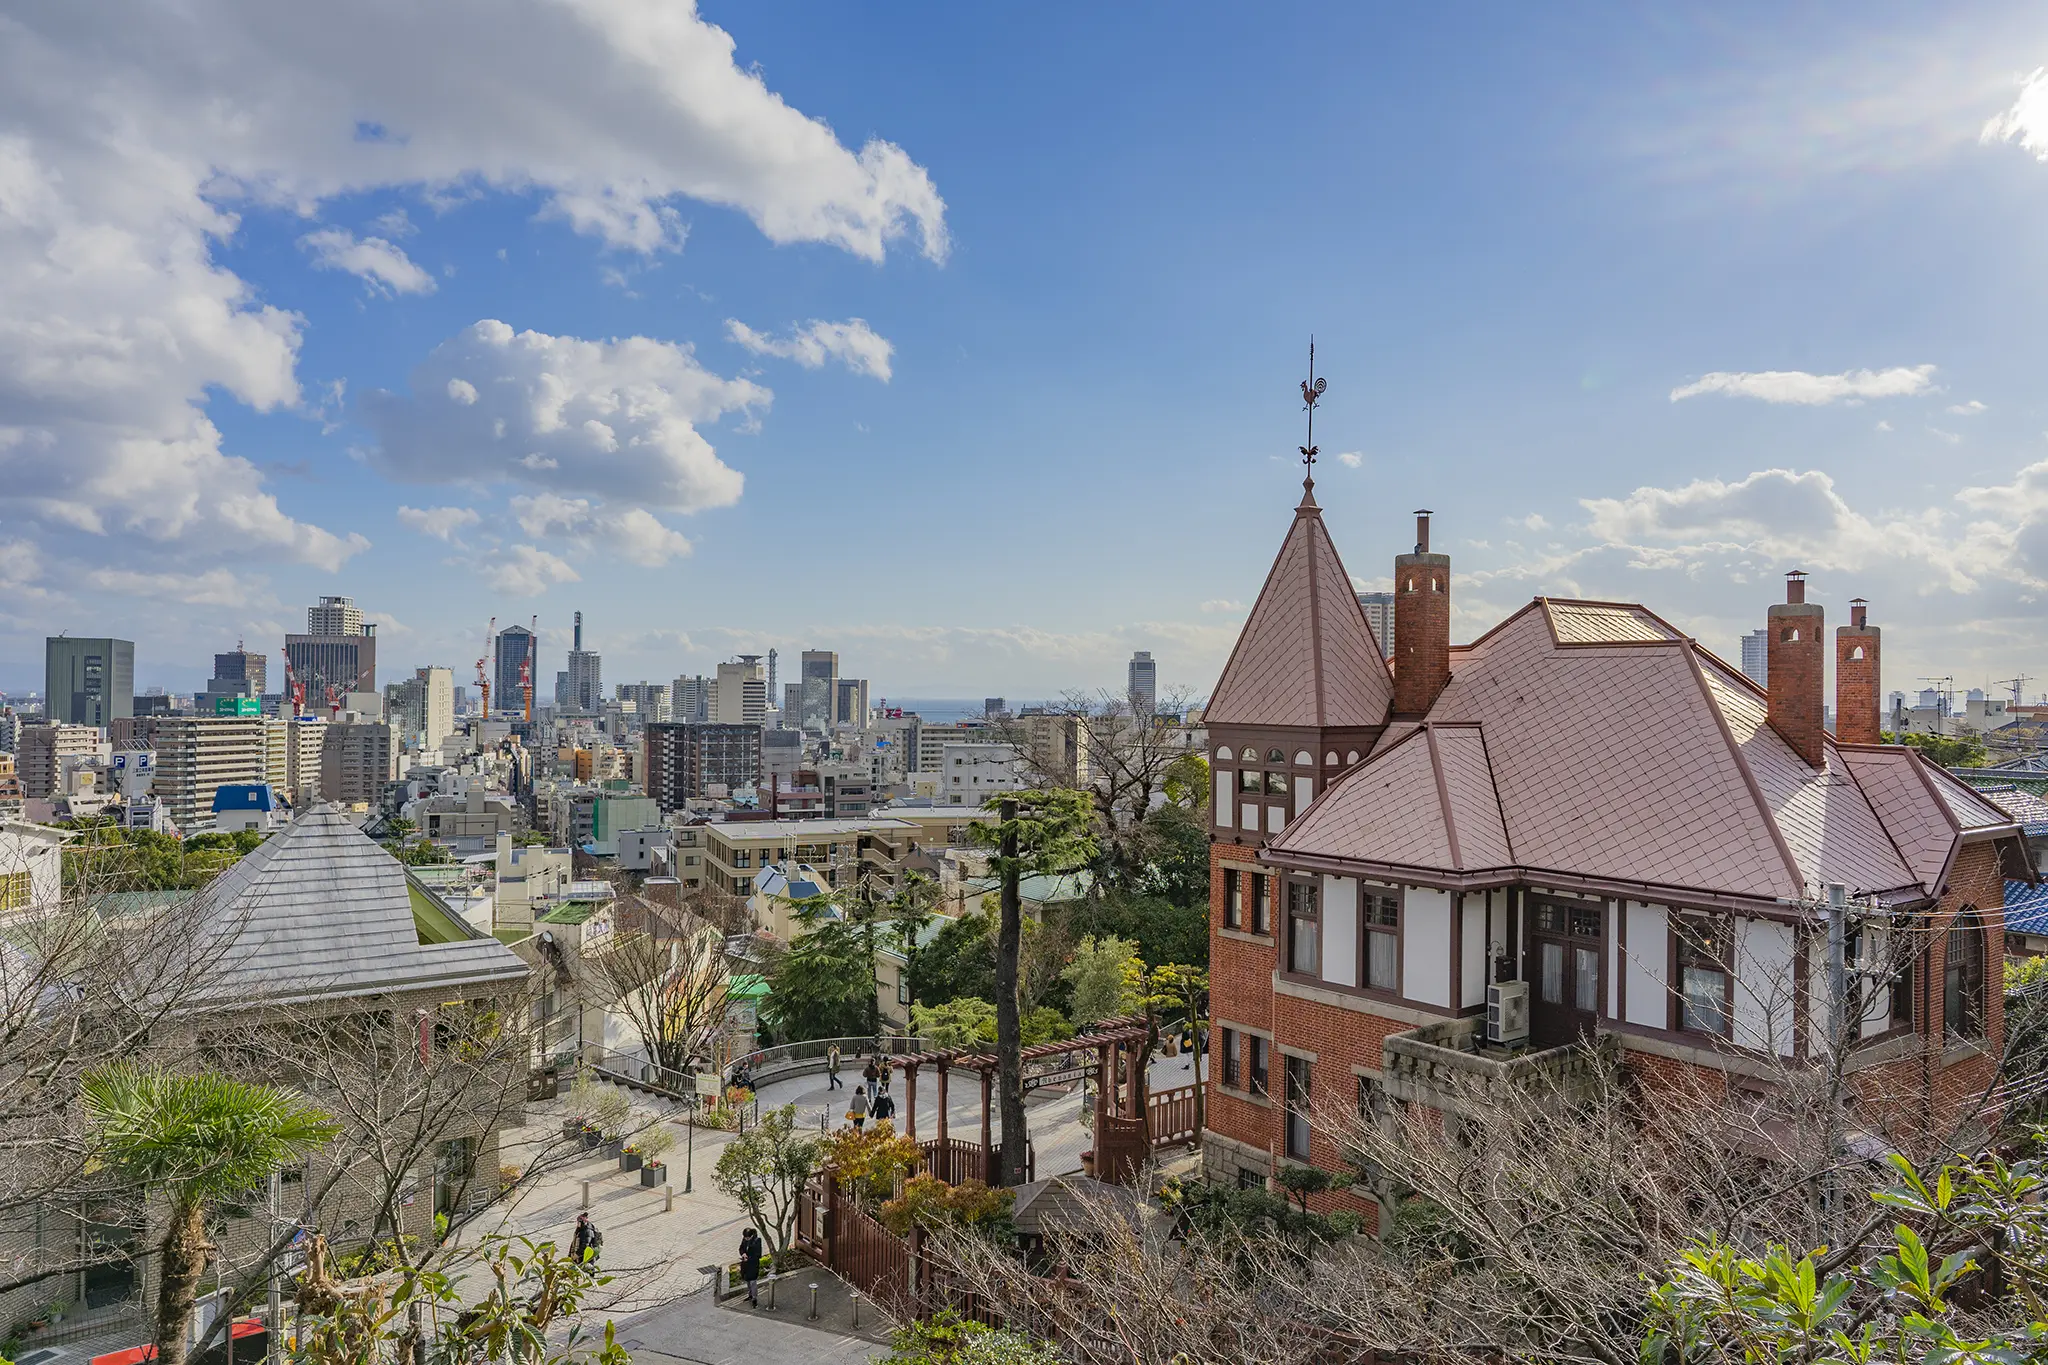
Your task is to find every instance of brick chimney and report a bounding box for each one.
[1767,571,1825,767]
[1835,597,1881,746]
[1393,510,1451,716]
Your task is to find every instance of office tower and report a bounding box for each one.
[212,646,268,694]
[800,650,839,730]
[984,698,1008,719]
[644,723,763,808]
[45,636,134,725]
[386,667,455,750]
[286,596,377,699]
[18,723,103,800]
[1355,591,1396,661]
[1127,650,1157,715]
[563,610,602,712]
[835,678,870,726]
[494,624,536,717]
[1741,628,1769,689]
[320,720,395,807]
[714,656,767,726]
[782,683,801,722]
[150,716,266,831]
[671,674,712,724]
[554,671,569,707]
[767,648,778,701]
[616,682,671,723]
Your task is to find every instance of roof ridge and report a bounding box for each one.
[1473,722,1515,866]
[1682,639,1806,900]
[1424,726,1463,869]
[1833,747,1929,899]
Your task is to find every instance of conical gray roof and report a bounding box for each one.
[193,804,527,1005]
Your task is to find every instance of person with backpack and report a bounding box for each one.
[878,1055,893,1094]
[569,1212,602,1269]
[871,1088,896,1126]
[862,1056,879,1101]
[738,1226,765,1307]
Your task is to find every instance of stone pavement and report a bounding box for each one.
[616,1274,888,1365]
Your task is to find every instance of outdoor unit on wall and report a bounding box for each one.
[1486,980,1530,1046]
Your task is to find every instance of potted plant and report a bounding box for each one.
[589,1088,631,1151]
[619,1143,642,1174]
[563,1069,598,1140]
[580,1123,602,1150]
[638,1127,675,1187]
[45,1299,69,1326]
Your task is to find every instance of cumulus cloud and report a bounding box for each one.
[726,318,894,381]
[479,544,581,597]
[396,504,481,542]
[1199,599,1246,614]
[298,227,435,295]
[509,492,692,567]
[0,0,943,600]
[1982,67,2048,160]
[81,567,252,607]
[1948,400,1986,416]
[1335,451,1363,468]
[361,320,765,510]
[1669,365,1937,405]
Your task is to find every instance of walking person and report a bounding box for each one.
[569,1212,602,1269]
[878,1055,893,1094]
[862,1056,880,1102]
[848,1084,869,1131]
[871,1088,896,1126]
[826,1043,843,1090]
[738,1226,765,1308]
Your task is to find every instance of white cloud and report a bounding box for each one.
[362,320,765,510]
[81,567,251,607]
[1669,365,1937,405]
[298,227,435,295]
[1335,451,1362,468]
[726,318,895,381]
[1875,420,1894,432]
[509,492,692,567]
[371,208,416,238]
[0,0,943,600]
[396,504,481,542]
[479,544,581,597]
[1516,513,1550,531]
[1199,599,1245,614]
[1982,67,2048,160]
[1948,400,1987,416]
[1927,426,1962,445]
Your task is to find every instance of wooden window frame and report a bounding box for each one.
[1944,909,1986,1042]
[1360,887,1402,995]
[1286,878,1320,977]
[1220,1026,1240,1088]
[1250,872,1271,936]
[1283,1054,1312,1159]
[1247,1034,1269,1097]
[1224,866,1242,930]
[1673,913,1735,1039]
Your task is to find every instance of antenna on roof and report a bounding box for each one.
[1298,338,1326,496]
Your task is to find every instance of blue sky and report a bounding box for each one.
[6,3,2048,704]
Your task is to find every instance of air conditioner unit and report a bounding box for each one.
[1486,980,1530,1046]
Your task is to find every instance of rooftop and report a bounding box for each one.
[706,817,917,841]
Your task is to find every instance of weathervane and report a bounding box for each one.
[1299,338,1326,493]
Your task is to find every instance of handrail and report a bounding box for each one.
[722,1035,931,1085]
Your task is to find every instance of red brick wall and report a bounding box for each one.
[1392,551,1451,715]
[1834,624,1881,746]
[1208,841,1274,1162]
[1767,599,1826,765]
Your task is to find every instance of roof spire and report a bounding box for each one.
[1298,337,1326,504]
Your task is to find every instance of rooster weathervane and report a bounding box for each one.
[1300,339,1326,493]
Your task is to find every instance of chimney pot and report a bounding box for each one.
[1785,570,1806,605]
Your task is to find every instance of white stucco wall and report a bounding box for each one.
[1624,901,1670,1029]
[1735,917,1797,1057]
[1322,874,1358,988]
[1460,893,1487,1010]
[1403,886,1453,1008]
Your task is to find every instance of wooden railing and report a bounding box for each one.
[835,1198,913,1317]
[1146,1083,1198,1148]
[921,1137,988,1185]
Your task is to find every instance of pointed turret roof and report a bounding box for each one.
[1204,487,1394,729]
[190,803,528,1006]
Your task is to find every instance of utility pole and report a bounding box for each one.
[265,1170,283,1365]
[1822,882,1850,1230]
[1917,676,1955,736]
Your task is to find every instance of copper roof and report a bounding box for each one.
[1271,599,2007,909]
[1204,488,1393,729]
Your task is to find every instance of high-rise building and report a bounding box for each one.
[212,646,268,694]
[800,650,839,731]
[286,596,376,700]
[18,723,103,800]
[714,657,767,726]
[1127,650,1157,715]
[782,683,801,723]
[563,611,602,712]
[45,636,134,726]
[671,675,712,724]
[386,667,454,750]
[767,648,779,701]
[643,723,763,809]
[616,682,671,724]
[320,720,395,807]
[494,625,537,717]
[984,698,1008,719]
[1355,591,1396,661]
[835,678,870,726]
[1741,628,1770,689]
[150,716,266,831]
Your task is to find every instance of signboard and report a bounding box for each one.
[214,696,261,717]
[694,1071,722,1099]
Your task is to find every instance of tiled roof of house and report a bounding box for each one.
[1969,785,2048,836]
[192,803,528,1005]
[1273,599,2005,908]
[1204,488,1393,729]
[2006,880,2048,937]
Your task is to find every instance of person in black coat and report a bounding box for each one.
[738,1226,765,1307]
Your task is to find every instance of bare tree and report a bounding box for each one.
[584,904,735,1079]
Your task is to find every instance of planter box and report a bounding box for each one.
[561,1119,583,1141]
[599,1138,624,1160]
[580,1128,602,1150]
[619,1152,642,1173]
[640,1162,666,1187]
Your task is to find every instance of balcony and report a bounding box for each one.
[1382,1017,1618,1117]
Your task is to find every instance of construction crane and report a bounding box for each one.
[474,616,496,720]
[521,613,536,722]
[279,650,306,718]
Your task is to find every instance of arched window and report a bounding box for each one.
[1944,910,1986,1040]
[1267,748,1286,763]
[1850,646,1865,660]
[1325,751,1339,766]
[1294,751,1312,766]
[1215,746,1233,761]
[1346,750,1360,764]
[1430,575,1441,593]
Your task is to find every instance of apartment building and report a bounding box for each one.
[643,723,762,810]
[17,723,104,801]
[321,720,395,808]
[151,715,267,831]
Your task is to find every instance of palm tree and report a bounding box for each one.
[82,1065,340,1365]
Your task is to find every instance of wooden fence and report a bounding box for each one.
[835,1198,914,1317]
[1146,1083,1198,1147]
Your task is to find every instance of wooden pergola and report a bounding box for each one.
[891,1015,1160,1185]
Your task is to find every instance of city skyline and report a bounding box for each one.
[6,6,2048,697]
